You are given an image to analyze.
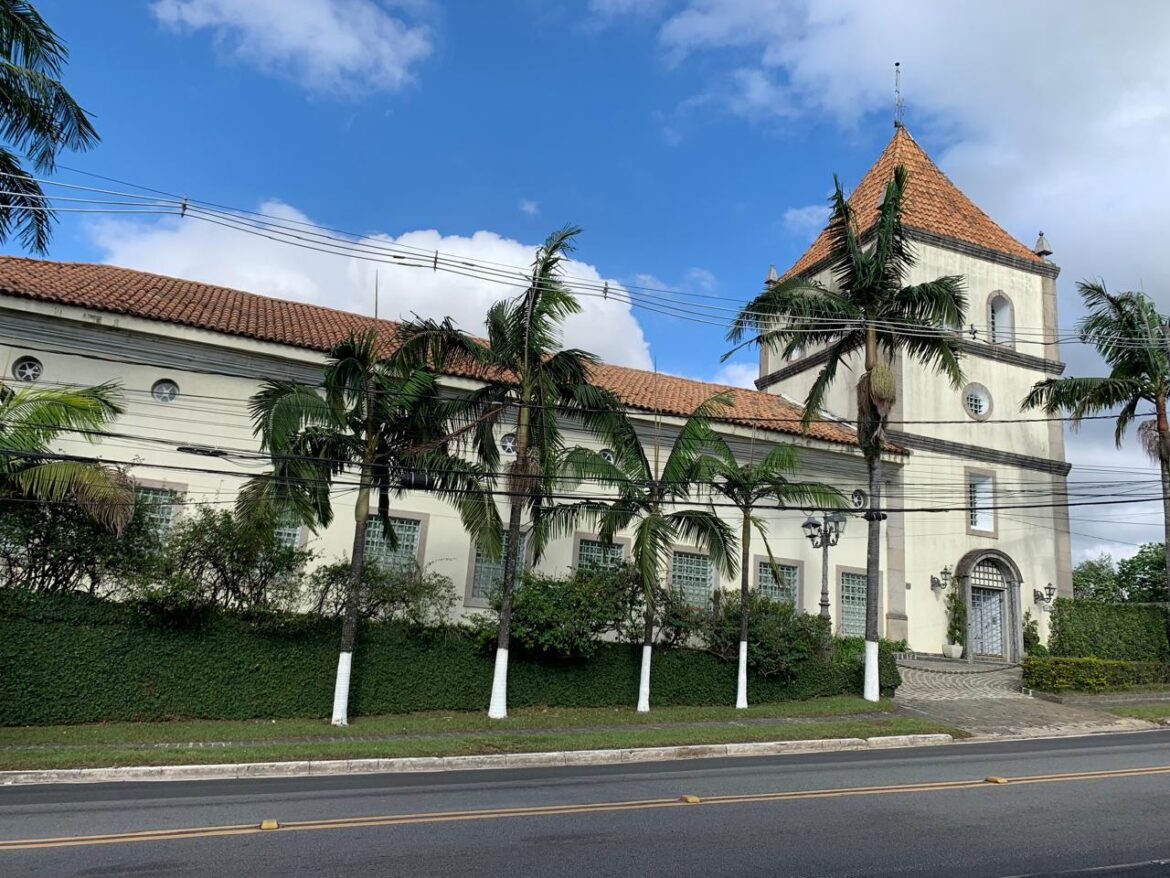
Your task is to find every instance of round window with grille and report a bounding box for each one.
[600,448,615,464]
[500,433,517,455]
[151,379,180,403]
[963,383,992,420]
[12,356,42,382]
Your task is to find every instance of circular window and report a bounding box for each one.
[151,379,180,403]
[500,433,517,455]
[600,448,615,464]
[963,383,992,420]
[12,356,42,382]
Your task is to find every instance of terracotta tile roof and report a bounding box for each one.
[784,126,1043,279]
[0,257,873,450]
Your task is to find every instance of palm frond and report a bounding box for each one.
[667,508,738,579]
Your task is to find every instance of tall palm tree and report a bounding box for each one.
[707,443,844,708]
[239,330,489,726]
[563,395,738,712]
[1024,281,1170,598]
[0,380,133,532]
[0,1,99,252]
[726,166,966,701]
[395,226,637,719]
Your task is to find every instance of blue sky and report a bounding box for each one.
[12,0,1170,561]
[26,0,900,382]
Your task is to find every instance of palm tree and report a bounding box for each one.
[239,329,489,726]
[0,380,133,532]
[726,166,966,701]
[563,395,738,712]
[707,444,844,708]
[395,226,637,719]
[1024,281,1170,599]
[0,1,99,252]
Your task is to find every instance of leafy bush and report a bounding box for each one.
[701,591,828,679]
[126,507,311,615]
[1022,610,1044,656]
[1022,656,1170,692]
[0,495,161,595]
[1048,598,1169,661]
[307,558,457,628]
[945,584,966,645]
[0,589,901,725]
[498,567,635,659]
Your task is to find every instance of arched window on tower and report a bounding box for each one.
[988,294,1014,345]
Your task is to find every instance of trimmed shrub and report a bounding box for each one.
[0,590,899,725]
[701,591,829,679]
[1022,656,1170,693]
[1048,598,1170,661]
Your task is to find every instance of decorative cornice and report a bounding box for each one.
[958,338,1064,375]
[755,337,1063,391]
[790,225,1060,282]
[886,430,1071,476]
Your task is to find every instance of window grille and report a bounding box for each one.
[672,551,713,608]
[136,487,179,537]
[365,516,422,572]
[471,532,529,600]
[758,561,799,604]
[968,475,994,532]
[841,571,867,636]
[577,538,624,571]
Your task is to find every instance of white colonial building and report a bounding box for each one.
[0,127,1071,659]
[756,126,1072,659]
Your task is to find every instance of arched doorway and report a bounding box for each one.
[954,549,1024,663]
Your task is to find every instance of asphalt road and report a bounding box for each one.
[7,731,1170,877]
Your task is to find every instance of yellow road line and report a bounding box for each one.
[4,763,1170,852]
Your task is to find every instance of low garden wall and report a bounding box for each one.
[0,591,901,725]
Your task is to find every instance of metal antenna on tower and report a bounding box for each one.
[894,61,904,128]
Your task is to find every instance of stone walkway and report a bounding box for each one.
[896,658,1155,738]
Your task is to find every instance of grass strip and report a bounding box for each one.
[0,716,958,772]
[0,697,896,748]
[1103,703,1170,721]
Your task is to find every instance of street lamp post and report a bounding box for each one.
[802,511,848,624]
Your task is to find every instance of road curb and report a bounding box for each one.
[0,734,954,786]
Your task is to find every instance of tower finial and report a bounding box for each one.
[893,61,904,128]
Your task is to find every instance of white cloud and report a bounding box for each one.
[782,203,829,240]
[518,199,540,216]
[709,361,758,389]
[149,0,433,95]
[87,202,653,370]
[601,0,1170,560]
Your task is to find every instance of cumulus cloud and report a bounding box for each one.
[87,203,653,370]
[149,0,433,95]
[601,0,1170,560]
[709,361,758,389]
[782,203,830,241]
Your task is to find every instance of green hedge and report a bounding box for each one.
[1048,598,1170,662]
[0,591,900,726]
[1022,656,1170,693]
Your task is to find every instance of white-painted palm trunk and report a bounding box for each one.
[735,640,748,709]
[488,647,509,719]
[636,644,652,713]
[330,651,353,726]
[863,640,879,702]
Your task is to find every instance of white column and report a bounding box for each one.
[735,640,748,709]
[863,640,879,702]
[636,644,652,713]
[330,651,353,726]
[488,647,509,719]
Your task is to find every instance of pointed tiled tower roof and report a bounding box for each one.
[783,126,1045,279]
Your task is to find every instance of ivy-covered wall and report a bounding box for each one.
[1048,598,1170,662]
[0,591,901,726]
